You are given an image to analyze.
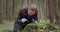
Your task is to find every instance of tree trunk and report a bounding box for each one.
[48,0,55,23]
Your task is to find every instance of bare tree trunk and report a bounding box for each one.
[54,0,60,24]
[48,0,55,23]
[0,0,3,23]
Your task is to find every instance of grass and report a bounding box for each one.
[0,20,14,32]
[0,20,60,32]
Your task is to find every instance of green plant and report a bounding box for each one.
[22,21,58,32]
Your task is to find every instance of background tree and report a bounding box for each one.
[0,0,60,24]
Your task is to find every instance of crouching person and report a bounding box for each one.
[14,4,38,32]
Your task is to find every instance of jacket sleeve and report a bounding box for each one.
[15,9,23,24]
[33,10,38,21]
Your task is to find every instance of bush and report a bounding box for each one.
[22,21,58,32]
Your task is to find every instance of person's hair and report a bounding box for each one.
[28,4,37,9]
[28,4,38,14]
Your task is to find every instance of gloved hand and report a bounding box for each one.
[20,18,28,23]
[32,19,38,24]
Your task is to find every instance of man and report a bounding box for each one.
[14,4,38,32]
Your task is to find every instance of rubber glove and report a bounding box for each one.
[21,18,28,23]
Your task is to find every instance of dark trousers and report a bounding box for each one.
[14,23,25,32]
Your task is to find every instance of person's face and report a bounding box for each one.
[28,8,36,16]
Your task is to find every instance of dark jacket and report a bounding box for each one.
[15,7,38,25]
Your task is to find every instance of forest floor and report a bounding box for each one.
[0,20,60,32]
[0,20,14,32]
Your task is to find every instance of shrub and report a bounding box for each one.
[22,21,58,32]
